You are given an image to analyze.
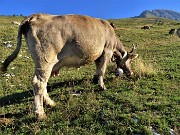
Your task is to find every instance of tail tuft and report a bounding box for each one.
[0,62,8,75]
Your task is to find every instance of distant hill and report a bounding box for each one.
[135,9,180,21]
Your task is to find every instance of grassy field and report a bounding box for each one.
[0,16,180,134]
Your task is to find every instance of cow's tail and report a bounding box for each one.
[1,24,23,72]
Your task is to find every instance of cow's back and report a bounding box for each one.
[22,13,116,45]
[21,14,117,66]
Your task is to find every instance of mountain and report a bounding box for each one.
[135,9,180,21]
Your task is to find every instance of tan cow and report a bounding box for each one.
[176,28,180,38]
[169,29,176,35]
[1,13,138,120]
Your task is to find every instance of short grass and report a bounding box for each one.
[0,16,180,134]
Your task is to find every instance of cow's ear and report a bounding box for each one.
[128,53,138,59]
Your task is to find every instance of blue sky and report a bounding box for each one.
[0,0,180,19]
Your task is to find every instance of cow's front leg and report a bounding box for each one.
[93,69,106,90]
[98,75,106,90]
[94,51,113,90]
[94,62,106,90]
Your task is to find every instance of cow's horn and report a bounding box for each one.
[122,51,127,59]
[120,51,128,65]
[129,44,136,53]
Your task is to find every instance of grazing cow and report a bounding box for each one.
[1,14,138,120]
[176,28,180,38]
[141,26,150,30]
[169,29,176,35]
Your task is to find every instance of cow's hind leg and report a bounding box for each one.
[32,69,47,120]
[32,65,55,120]
[43,80,56,107]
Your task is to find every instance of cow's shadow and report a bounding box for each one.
[0,79,84,120]
[0,77,116,120]
[0,89,34,121]
[0,78,94,107]
[0,90,33,107]
[0,75,121,106]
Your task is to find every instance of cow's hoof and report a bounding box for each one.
[93,75,98,84]
[0,65,7,74]
[99,85,106,91]
[50,70,59,77]
[47,100,56,107]
[37,114,47,121]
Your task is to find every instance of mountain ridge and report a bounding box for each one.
[135,9,180,21]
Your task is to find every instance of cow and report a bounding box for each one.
[176,28,180,38]
[1,13,138,120]
[169,29,176,35]
[141,26,150,30]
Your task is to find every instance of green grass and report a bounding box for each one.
[0,16,180,134]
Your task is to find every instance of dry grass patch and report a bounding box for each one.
[133,57,158,77]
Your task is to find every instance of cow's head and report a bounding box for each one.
[113,45,138,76]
